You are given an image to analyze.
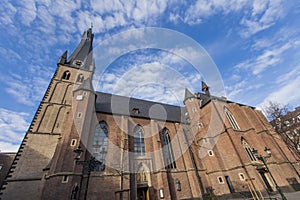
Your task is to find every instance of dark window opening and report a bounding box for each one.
[134,125,145,156]
[76,74,84,82]
[132,108,140,114]
[62,71,71,80]
[161,128,176,169]
[242,138,257,161]
[225,176,235,193]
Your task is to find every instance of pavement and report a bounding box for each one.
[232,191,300,200]
[270,190,300,200]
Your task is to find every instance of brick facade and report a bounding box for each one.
[1,29,299,200]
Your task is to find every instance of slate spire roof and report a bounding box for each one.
[58,28,95,72]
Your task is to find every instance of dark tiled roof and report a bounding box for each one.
[195,92,255,109]
[95,92,187,123]
[195,92,211,107]
[73,78,95,93]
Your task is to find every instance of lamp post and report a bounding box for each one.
[74,146,102,200]
[252,147,287,200]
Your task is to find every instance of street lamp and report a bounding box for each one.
[74,146,102,200]
[252,147,287,200]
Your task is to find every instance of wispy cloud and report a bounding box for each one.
[234,43,291,75]
[0,108,29,152]
[95,50,200,105]
[103,62,194,105]
[258,75,300,108]
[0,65,52,106]
[182,0,251,24]
[239,0,286,37]
[16,0,37,26]
[276,64,300,84]
[0,0,17,27]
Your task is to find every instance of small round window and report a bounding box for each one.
[73,60,84,67]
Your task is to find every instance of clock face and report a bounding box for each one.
[73,59,84,67]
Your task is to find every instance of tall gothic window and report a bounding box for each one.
[241,138,256,161]
[76,74,84,82]
[62,70,71,80]
[161,128,176,169]
[92,121,108,171]
[224,107,240,130]
[134,125,145,156]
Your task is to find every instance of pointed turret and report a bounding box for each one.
[57,50,68,64]
[184,88,194,100]
[66,28,94,72]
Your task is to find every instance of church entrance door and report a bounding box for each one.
[137,187,148,200]
[257,167,273,192]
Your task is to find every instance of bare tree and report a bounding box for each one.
[263,101,290,121]
[264,102,300,156]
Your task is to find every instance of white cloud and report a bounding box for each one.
[183,0,249,25]
[0,0,17,26]
[226,79,264,101]
[0,142,20,153]
[0,47,22,62]
[36,5,56,34]
[258,75,300,108]
[276,64,300,84]
[1,65,52,106]
[16,0,37,26]
[181,0,288,38]
[89,0,168,31]
[252,0,268,16]
[240,0,285,37]
[113,62,191,105]
[97,56,196,106]
[235,43,291,75]
[0,108,29,152]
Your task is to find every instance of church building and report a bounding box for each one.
[1,28,299,200]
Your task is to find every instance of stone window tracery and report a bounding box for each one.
[242,138,256,161]
[161,128,176,169]
[92,121,108,171]
[224,107,240,130]
[134,125,145,156]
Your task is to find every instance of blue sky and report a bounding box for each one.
[0,0,299,152]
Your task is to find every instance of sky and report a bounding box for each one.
[0,0,299,152]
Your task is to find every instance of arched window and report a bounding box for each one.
[92,121,108,171]
[161,128,176,169]
[224,107,240,130]
[76,74,84,82]
[241,138,256,161]
[134,125,145,156]
[62,70,71,80]
[71,183,79,200]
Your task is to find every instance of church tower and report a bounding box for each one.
[0,28,95,200]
